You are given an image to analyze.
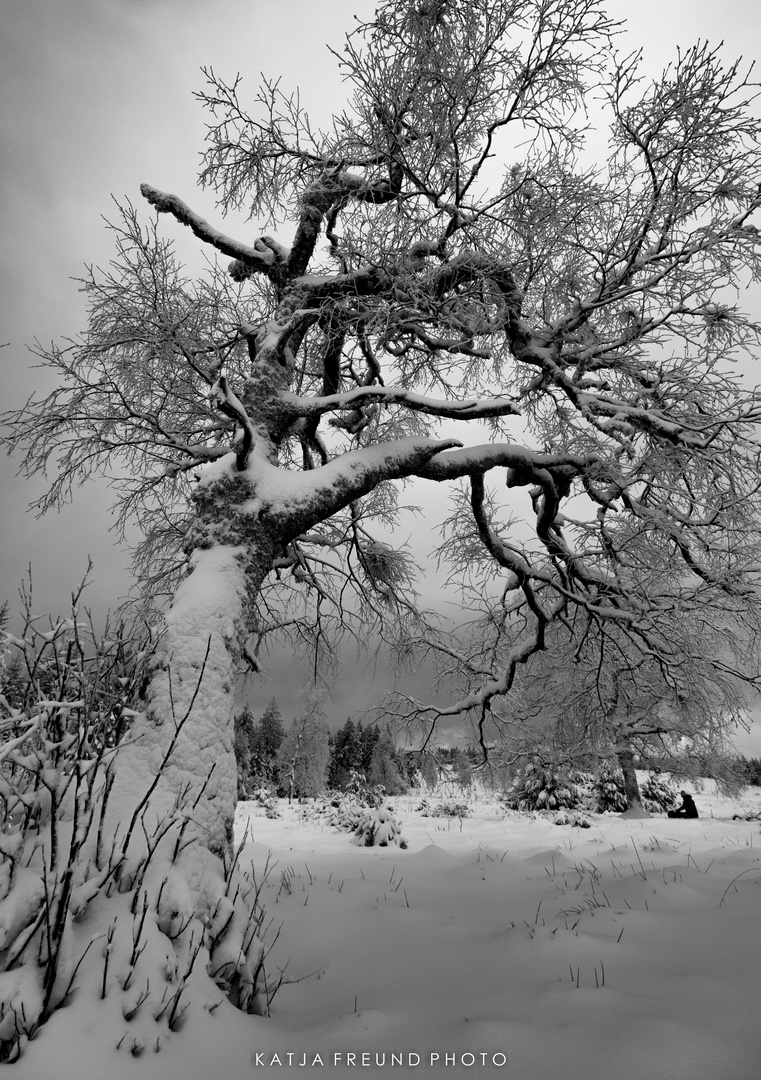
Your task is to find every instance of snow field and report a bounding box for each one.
[3,784,760,1080]
[234,790,761,1080]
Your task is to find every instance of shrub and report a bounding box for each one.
[504,761,586,812]
[247,785,280,819]
[352,808,407,848]
[304,789,386,832]
[640,774,678,813]
[592,760,628,813]
[554,811,592,828]
[429,802,470,819]
[330,793,367,833]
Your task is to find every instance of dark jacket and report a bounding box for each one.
[674,793,698,818]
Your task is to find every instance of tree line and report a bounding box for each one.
[233,695,411,800]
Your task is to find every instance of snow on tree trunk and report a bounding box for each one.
[617,745,648,818]
[107,544,246,867]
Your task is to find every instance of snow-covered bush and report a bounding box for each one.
[352,808,408,848]
[554,810,592,828]
[304,788,388,833]
[504,761,586,812]
[247,785,280,818]
[416,797,471,819]
[429,801,470,819]
[329,793,367,833]
[592,760,628,812]
[640,775,678,813]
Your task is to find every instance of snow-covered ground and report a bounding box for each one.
[5,781,761,1080]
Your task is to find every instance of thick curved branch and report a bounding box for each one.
[211,375,256,471]
[140,184,288,284]
[284,386,521,423]
[415,443,592,483]
[287,168,402,279]
[295,264,392,302]
[248,436,462,540]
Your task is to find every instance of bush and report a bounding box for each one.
[352,808,407,848]
[592,760,628,813]
[246,785,280,819]
[329,793,367,833]
[429,802,470,819]
[554,811,592,828]
[302,789,387,832]
[504,761,586,812]
[640,774,678,813]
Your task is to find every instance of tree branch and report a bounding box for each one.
[284,386,521,423]
[140,184,287,283]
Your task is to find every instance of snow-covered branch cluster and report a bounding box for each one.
[3,0,761,743]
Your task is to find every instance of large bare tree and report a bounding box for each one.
[441,603,756,811]
[3,0,761,1055]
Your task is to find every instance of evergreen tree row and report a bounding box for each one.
[233,700,411,800]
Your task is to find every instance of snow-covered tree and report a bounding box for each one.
[276,688,330,800]
[463,604,756,810]
[3,0,761,1056]
[328,717,363,789]
[368,726,407,795]
[247,697,284,786]
[257,698,285,766]
[357,722,381,778]
[233,704,257,796]
[418,752,441,791]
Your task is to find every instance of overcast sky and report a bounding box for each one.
[2,0,761,748]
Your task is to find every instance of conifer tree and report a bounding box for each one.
[368,726,407,795]
[359,723,381,778]
[255,697,285,783]
[233,704,257,796]
[276,689,330,799]
[329,717,363,789]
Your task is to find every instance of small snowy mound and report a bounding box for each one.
[352,808,408,848]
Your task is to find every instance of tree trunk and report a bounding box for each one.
[107,543,249,867]
[0,537,277,1063]
[617,744,648,816]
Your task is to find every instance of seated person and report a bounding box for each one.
[668,791,698,818]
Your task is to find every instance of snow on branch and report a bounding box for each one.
[140,184,288,282]
[287,169,403,279]
[283,386,521,422]
[246,436,462,538]
[415,443,593,482]
[212,375,257,470]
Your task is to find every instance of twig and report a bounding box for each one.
[719,867,761,907]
